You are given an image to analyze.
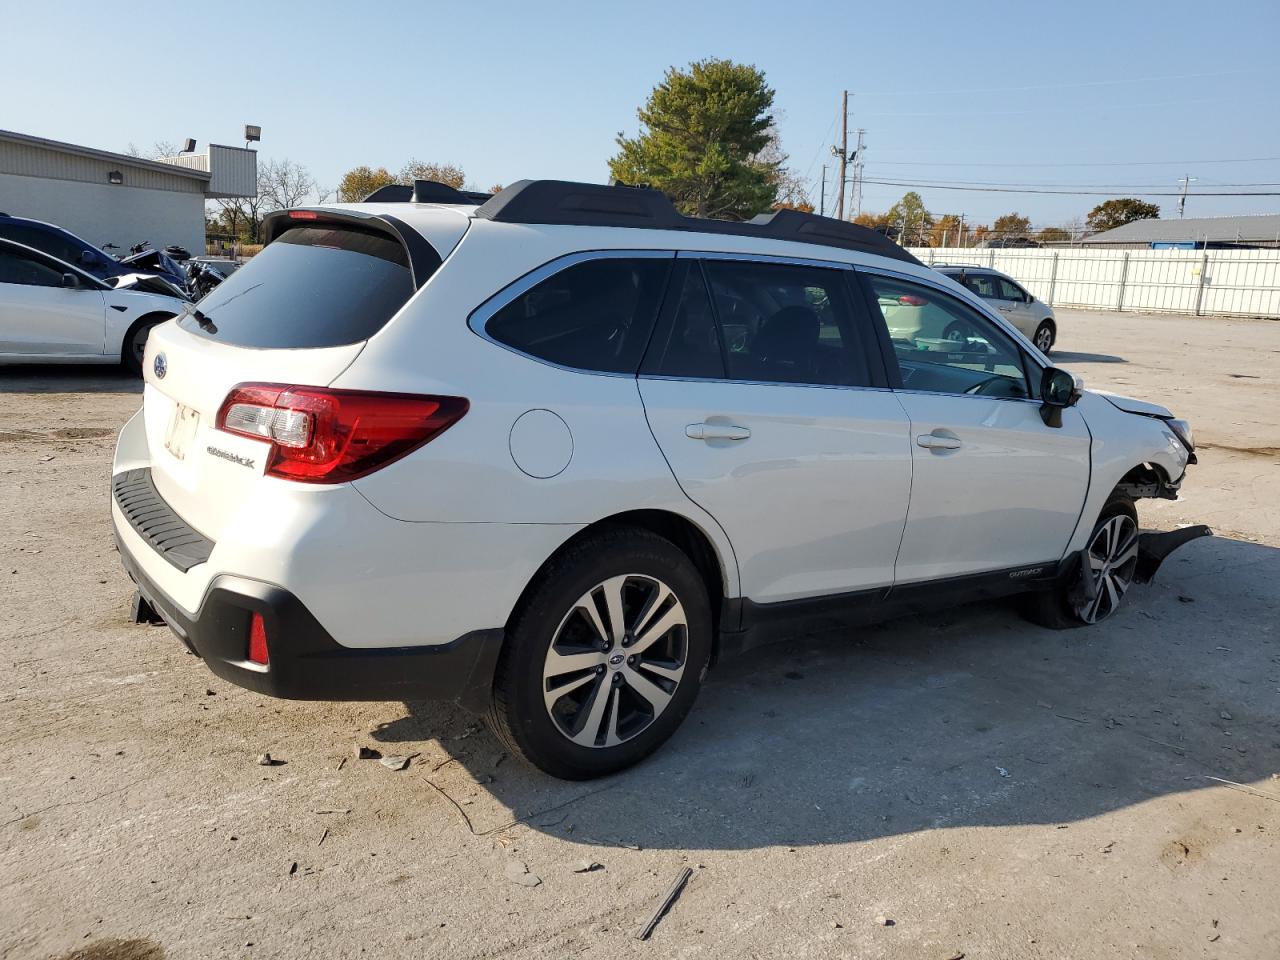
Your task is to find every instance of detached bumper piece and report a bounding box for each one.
[113,520,504,712]
[1134,524,1213,583]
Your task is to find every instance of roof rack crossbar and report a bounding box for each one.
[473,180,921,265]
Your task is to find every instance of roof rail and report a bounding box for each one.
[361,180,493,205]
[473,180,922,265]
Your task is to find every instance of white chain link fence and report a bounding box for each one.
[908,247,1280,318]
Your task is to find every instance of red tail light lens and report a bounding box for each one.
[248,612,269,665]
[216,384,468,483]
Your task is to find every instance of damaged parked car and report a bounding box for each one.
[0,237,187,373]
[110,179,1207,779]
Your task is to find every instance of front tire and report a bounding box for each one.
[121,314,172,377]
[1023,494,1138,629]
[486,528,712,779]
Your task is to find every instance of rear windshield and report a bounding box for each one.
[178,225,415,348]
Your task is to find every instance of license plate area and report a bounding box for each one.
[164,403,200,460]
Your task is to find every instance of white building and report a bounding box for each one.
[0,129,256,256]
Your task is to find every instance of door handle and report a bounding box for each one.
[686,422,751,441]
[916,433,962,450]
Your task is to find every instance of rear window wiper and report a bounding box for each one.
[180,305,217,332]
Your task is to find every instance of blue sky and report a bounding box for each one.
[3,0,1278,226]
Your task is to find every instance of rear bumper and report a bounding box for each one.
[114,518,504,711]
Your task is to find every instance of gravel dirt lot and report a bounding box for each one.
[2,308,1278,960]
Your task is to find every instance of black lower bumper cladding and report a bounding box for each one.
[114,522,504,713]
[1134,525,1213,583]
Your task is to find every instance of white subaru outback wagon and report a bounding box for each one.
[111,179,1205,779]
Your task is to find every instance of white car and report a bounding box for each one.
[933,265,1057,353]
[111,180,1204,779]
[0,238,187,373]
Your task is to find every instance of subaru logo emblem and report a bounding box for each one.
[608,653,624,666]
[153,352,167,379]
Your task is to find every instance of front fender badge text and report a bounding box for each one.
[206,446,256,469]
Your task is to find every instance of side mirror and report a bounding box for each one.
[1039,366,1081,427]
[60,272,79,289]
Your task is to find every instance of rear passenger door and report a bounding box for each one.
[638,255,912,604]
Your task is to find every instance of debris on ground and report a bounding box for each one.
[356,745,382,760]
[635,866,693,941]
[996,767,1010,778]
[317,828,329,846]
[379,754,414,771]
[205,689,216,696]
[830,920,843,929]
[257,753,283,767]
[1178,595,1196,603]
[288,862,297,875]
[874,915,894,926]
[570,859,603,873]
[1220,710,1233,720]
[504,860,542,887]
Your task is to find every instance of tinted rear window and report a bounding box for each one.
[179,225,416,348]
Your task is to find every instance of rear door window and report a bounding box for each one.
[178,225,417,349]
[483,255,672,374]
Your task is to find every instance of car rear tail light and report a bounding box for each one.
[216,383,468,483]
[248,612,269,665]
[288,210,320,220]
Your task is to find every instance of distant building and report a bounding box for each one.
[1081,213,1280,249]
[0,129,256,256]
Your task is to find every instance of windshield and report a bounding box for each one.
[178,225,416,349]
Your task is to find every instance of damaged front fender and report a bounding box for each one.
[1134,525,1212,584]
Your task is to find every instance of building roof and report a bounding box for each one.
[0,129,211,182]
[1086,213,1280,244]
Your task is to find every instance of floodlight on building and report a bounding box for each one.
[244,125,262,146]
[182,138,197,153]
[107,170,123,184]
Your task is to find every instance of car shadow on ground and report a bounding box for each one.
[1051,350,1128,364]
[372,534,1278,851]
[0,365,141,394]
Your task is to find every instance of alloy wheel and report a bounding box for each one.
[1076,514,1139,624]
[542,574,688,748]
[1035,325,1053,352]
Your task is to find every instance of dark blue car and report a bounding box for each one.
[0,214,130,280]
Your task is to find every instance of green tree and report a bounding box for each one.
[886,191,934,244]
[609,58,779,220]
[337,165,397,202]
[1087,198,1160,233]
[992,212,1032,238]
[400,160,465,189]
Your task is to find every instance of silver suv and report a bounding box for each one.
[935,265,1057,353]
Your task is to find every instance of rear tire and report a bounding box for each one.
[486,527,712,779]
[1023,493,1138,629]
[1033,320,1055,353]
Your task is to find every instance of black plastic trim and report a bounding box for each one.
[474,180,922,266]
[114,521,505,711]
[719,560,1062,655]
[112,468,214,572]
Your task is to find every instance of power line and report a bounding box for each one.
[862,176,1280,189]
[854,68,1262,97]
[867,156,1280,168]
[859,178,1280,197]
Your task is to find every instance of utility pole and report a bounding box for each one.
[820,165,827,217]
[833,90,848,221]
[1177,175,1198,218]
[850,128,866,220]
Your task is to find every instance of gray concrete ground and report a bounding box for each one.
[2,308,1278,960]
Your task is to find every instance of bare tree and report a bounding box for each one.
[400,159,465,188]
[260,158,317,211]
[126,140,181,160]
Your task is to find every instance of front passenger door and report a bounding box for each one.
[860,271,1089,584]
[0,246,107,357]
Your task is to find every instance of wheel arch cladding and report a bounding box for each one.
[506,509,728,640]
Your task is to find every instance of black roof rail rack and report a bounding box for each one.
[362,180,493,205]
[473,179,922,265]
